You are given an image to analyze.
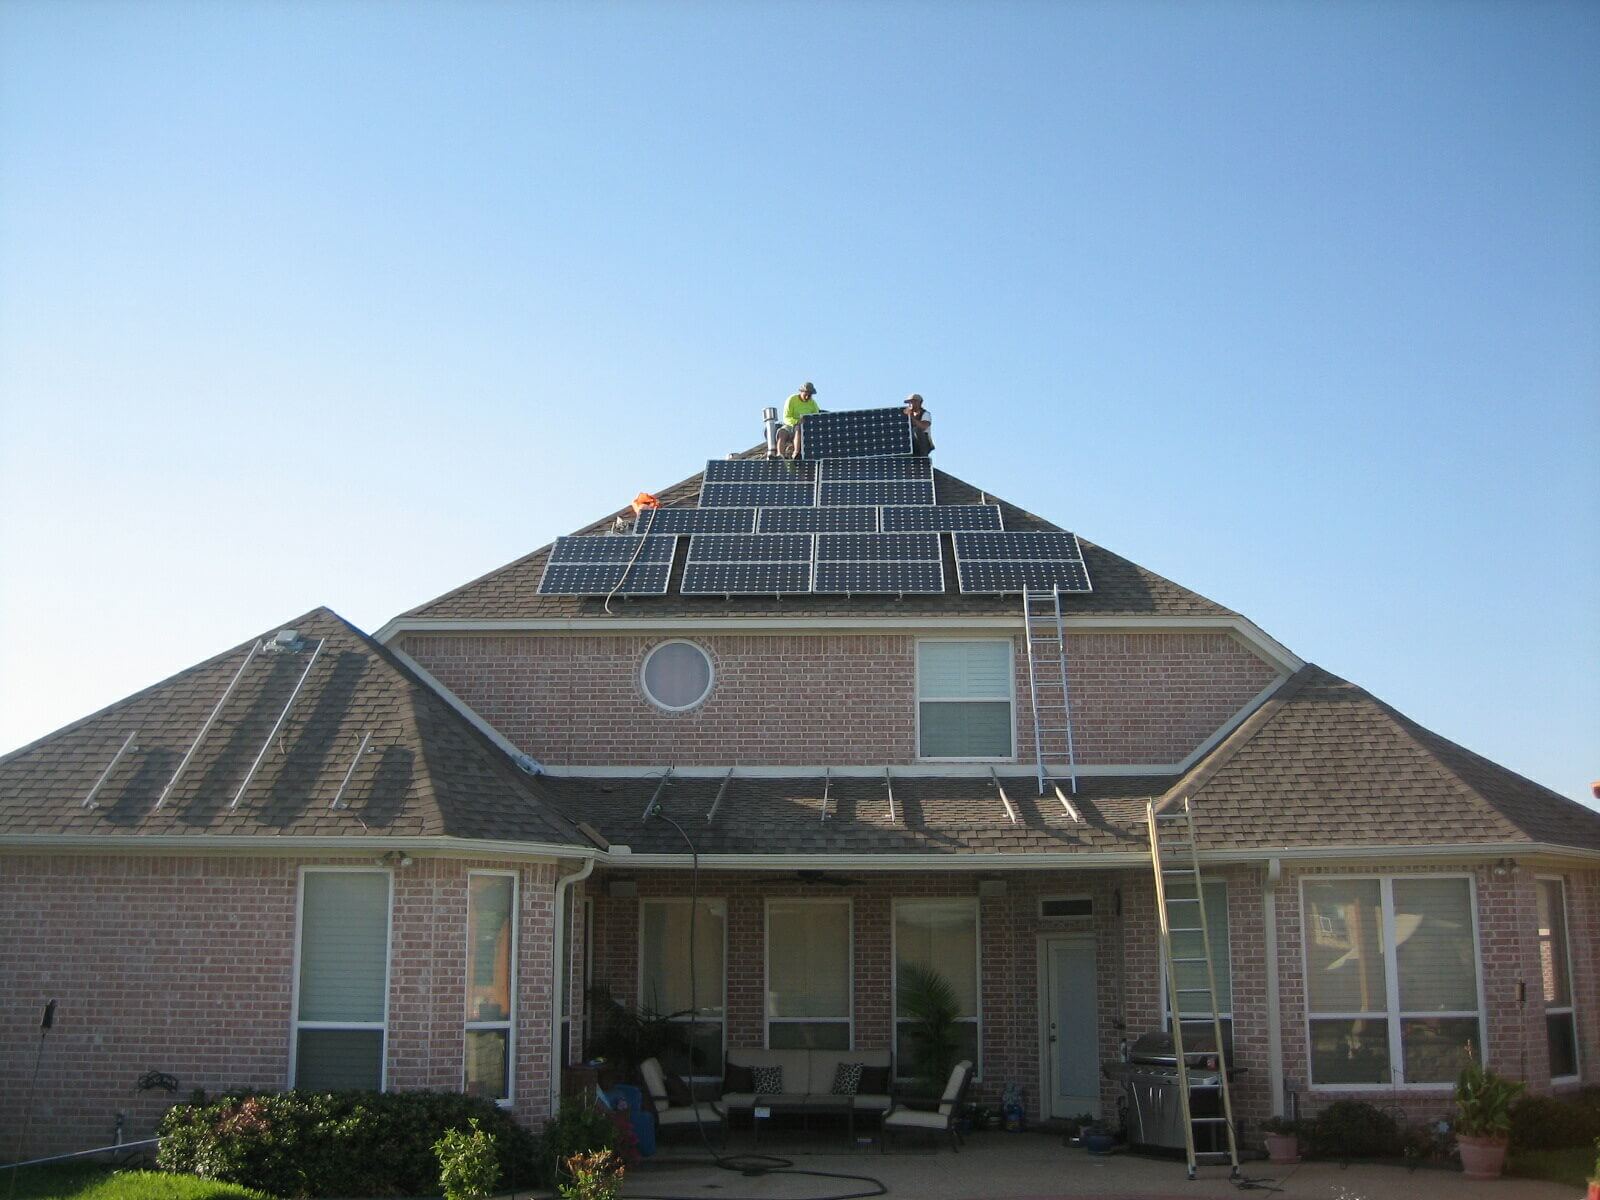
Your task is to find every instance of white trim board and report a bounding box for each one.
[376,615,1305,676]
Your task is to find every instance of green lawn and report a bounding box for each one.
[1508,1147,1596,1190]
[1,1163,275,1200]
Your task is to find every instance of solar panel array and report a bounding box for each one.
[798,407,915,459]
[537,406,1092,600]
[951,531,1093,594]
[536,535,676,596]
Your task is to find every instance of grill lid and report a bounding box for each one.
[1128,1028,1223,1067]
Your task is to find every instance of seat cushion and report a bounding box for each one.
[884,1108,951,1131]
[656,1106,719,1126]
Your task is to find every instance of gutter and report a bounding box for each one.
[550,856,596,1112]
[1263,857,1285,1116]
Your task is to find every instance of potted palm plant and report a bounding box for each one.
[1453,1059,1524,1179]
[1261,1116,1301,1164]
[896,962,962,1098]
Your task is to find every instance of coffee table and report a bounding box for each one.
[749,1094,856,1146]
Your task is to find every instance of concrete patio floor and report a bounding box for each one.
[603,1131,1575,1200]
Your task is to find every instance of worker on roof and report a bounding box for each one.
[775,381,819,458]
[904,393,934,456]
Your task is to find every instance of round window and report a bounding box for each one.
[640,641,714,712]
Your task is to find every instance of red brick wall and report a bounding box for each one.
[396,630,1277,768]
[0,853,562,1155]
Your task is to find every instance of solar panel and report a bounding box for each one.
[798,407,914,459]
[681,561,813,595]
[757,505,878,533]
[703,458,816,483]
[700,480,817,507]
[545,535,677,564]
[537,562,672,596]
[951,531,1083,561]
[637,507,756,535]
[951,530,1091,594]
[685,534,812,563]
[955,559,1092,594]
[814,561,945,594]
[881,504,1003,532]
[820,456,932,482]
[815,533,941,562]
[819,480,936,507]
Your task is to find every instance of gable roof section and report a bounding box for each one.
[398,452,1237,622]
[1161,665,1600,854]
[0,608,592,848]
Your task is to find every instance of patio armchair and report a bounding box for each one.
[638,1057,724,1139]
[880,1060,974,1153]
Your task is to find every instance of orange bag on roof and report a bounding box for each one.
[631,492,661,515]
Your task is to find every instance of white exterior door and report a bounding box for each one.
[1044,935,1099,1118]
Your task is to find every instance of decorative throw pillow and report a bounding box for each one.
[751,1065,784,1096]
[664,1070,693,1106]
[830,1061,865,1096]
[858,1065,889,1094]
[723,1061,754,1093]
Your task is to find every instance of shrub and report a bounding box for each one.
[541,1096,634,1184]
[1509,1092,1600,1151]
[559,1149,626,1200]
[158,1090,540,1198]
[434,1118,501,1200]
[1303,1100,1400,1160]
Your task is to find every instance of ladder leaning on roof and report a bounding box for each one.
[1147,795,1241,1181]
[1022,586,1079,799]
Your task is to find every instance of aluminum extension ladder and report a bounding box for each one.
[1022,586,1079,796]
[1147,797,1241,1180]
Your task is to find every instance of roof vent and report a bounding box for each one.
[267,628,303,652]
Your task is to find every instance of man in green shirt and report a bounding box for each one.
[775,381,819,458]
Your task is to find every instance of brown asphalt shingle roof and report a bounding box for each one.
[535,667,1600,859]
[400,453,1237,622]
[0,608,592,847]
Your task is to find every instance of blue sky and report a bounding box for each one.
[2,1,1596,807]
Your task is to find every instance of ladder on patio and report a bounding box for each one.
[1147,796,1241,1181]
[1022,586,1079,798]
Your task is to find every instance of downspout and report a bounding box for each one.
[1263,857,1285,1115]
[550,856,596,1113]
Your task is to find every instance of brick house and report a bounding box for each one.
[3,431,1598,1158]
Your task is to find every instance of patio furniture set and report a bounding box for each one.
[639,1051,976,1153]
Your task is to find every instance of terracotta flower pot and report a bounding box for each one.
[1586,1181,1599,1200]
[1457,1133,1508,1180]
[1263,1132,1300,1165]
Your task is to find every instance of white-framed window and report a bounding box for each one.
[640,640,715,712]
[1301,875,1485,1089]
[465,871,517,1104]
[916,639,1014,759]
[639,898,727,1077]
[1536,877,1580,1081]
[893,898,981,1079]
[766,898,852,1050]
[1161,881,1232,1052]
[291,867,392,1091]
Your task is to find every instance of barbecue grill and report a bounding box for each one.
[1101,1029,1239,1155]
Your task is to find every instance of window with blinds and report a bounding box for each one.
[894,899,981,1078]
[1302,875,1483,1087]
[766,899,852,1050]
[294,869,390,1091]
[1537,878,1580,1080]
[640,898,726,1076]
[465,872,516,1103]
[917,640,1013,759]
